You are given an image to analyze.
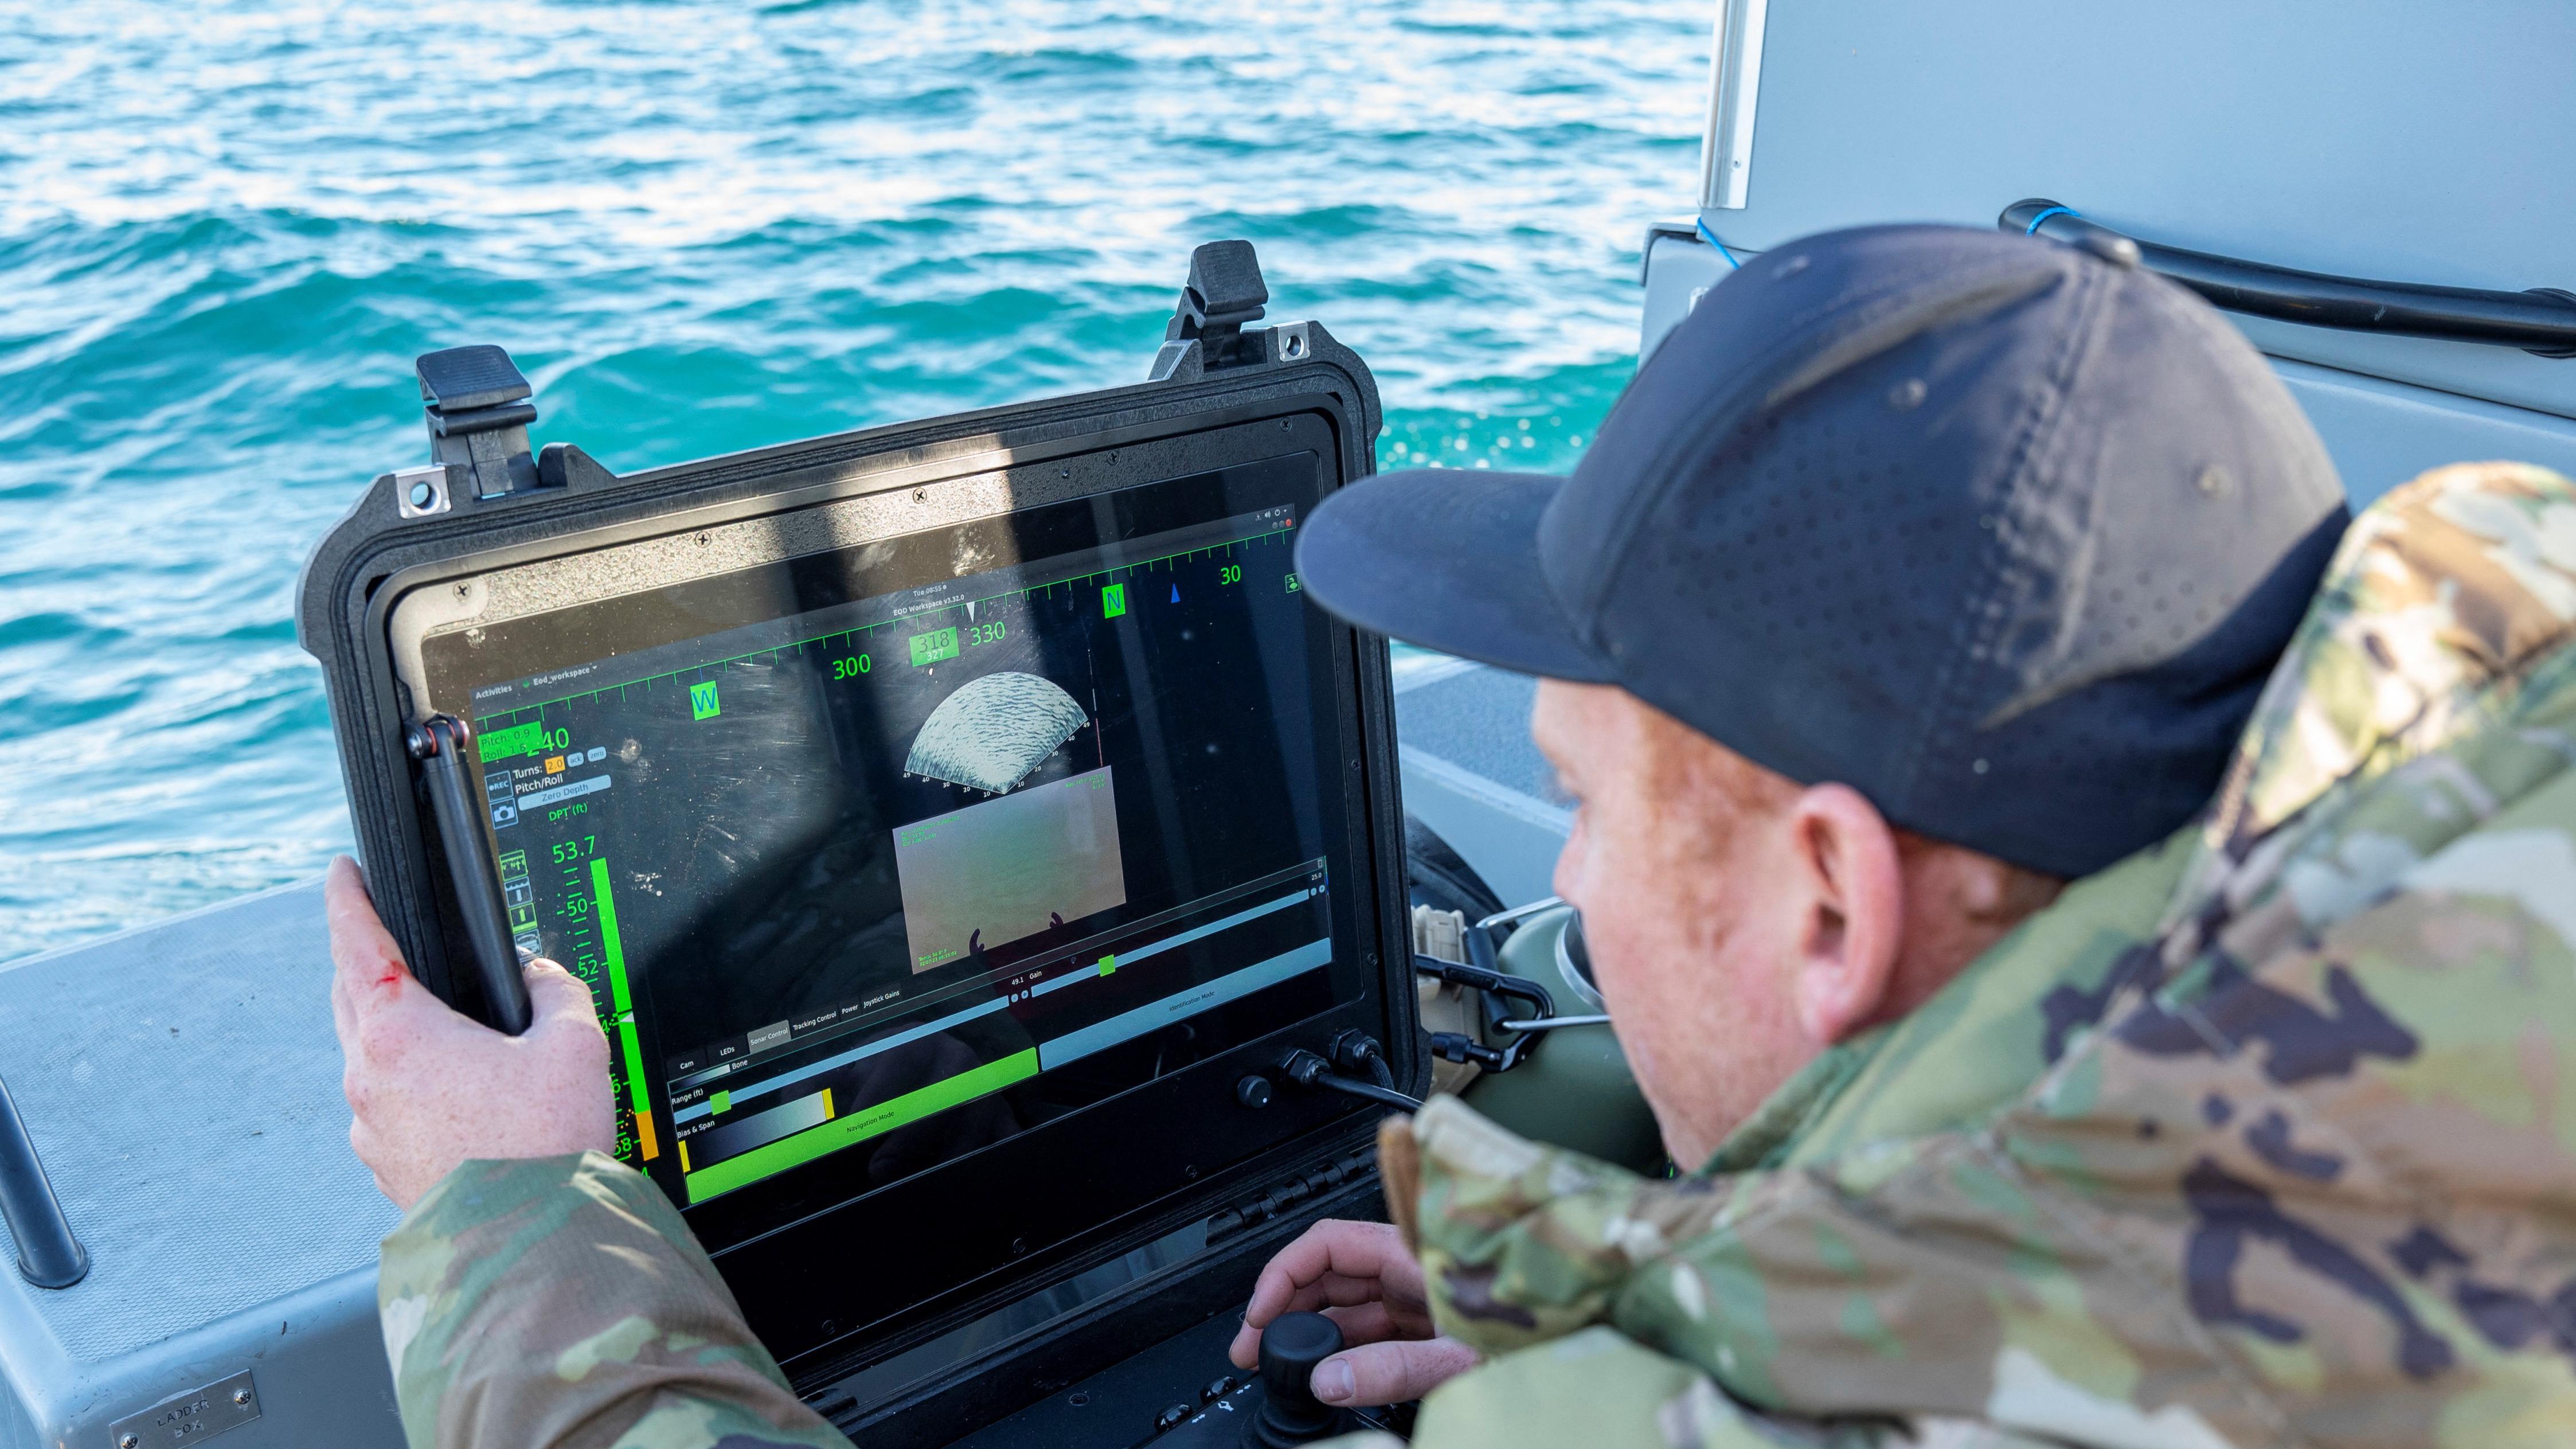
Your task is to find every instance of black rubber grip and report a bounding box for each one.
[408,716,534,1036]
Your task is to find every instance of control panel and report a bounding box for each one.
[944,1309,1406,1449]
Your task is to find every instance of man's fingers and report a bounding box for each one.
[1234,1221,1417,1369]
[1294,1273,1385,1313]
[329,956,354,1046]
[325,857,410,1024]
[1319,1301,1400,1348]
[1310,1336,1480,1408]
[1229,1266,1431,1365]
[1229,1274,1387,1368]
[1241,1221,1408,1329]
[1233,1271,1383,1368]
[1241,1233,1341,1328]
[327,861,365,1046]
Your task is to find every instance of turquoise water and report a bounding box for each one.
[0,2,1703,960]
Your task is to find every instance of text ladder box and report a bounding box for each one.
[909,626,960,666]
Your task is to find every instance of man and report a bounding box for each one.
[1283,447,2576,1448]
[332,225,2576,1448]
[1221,220,2346,1415]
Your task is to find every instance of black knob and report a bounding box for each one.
[1236,1075,1273,1109]
[1244,1311,1344,1447]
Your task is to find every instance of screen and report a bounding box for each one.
[417,453,1355,1214]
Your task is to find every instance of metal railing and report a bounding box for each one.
[2003,198,2576,357]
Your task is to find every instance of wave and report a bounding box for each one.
[0,0,1704,960]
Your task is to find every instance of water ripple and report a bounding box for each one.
[0,0,1705,959]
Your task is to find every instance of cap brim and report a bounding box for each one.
[1293,468,1614,683]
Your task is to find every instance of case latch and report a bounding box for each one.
[1150,240,1272,380]
[418,344,543,501]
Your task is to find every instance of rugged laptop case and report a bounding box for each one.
[292,241,1424,1447]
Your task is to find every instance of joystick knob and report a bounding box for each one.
[1244,1311,1346,1447]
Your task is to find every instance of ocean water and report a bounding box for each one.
[0,1,1706,960]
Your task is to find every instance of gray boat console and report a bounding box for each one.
[0,883,402,1447]
[1648,1,2576,507]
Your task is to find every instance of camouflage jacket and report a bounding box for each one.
[1374,462,2576,1449]
[378,1154,849,1449]
[377,462,2576,1449]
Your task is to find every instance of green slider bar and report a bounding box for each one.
[589,859,650,1119]
[683,1049,1039,1204]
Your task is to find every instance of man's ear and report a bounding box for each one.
[1784,783,1905,1044]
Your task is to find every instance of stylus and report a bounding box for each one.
[405,714,536,1036]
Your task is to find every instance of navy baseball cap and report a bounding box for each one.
[1297,224,2349,877]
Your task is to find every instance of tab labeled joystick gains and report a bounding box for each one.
[1244,1311,1348,1447]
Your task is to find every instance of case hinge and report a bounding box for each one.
[1204,1142,1378,1244]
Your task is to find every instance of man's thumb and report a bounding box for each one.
[523,959,601,1033]
[1313,1337,1481,1407]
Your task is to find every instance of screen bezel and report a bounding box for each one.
[403,440,1362,1234]
[367,399,1413,1368]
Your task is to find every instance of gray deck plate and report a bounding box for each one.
[0,879,395,1366]
[1393,662,1569,908]
[1394,662,1557,806]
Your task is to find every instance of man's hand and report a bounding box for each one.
[327,856,615,1211]
[1228,1219,1479,1407]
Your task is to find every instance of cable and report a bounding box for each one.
[1694,217,1742,268]
[1281,1049,1423,1111]
[1413,954,1558,1074]
[1311,1075,1424,1112]
[1495,1014,1611,1032]
[1412,957,1557,1022]
[1362,1050,1394,1090]
[2022,204,2079,236]
[1331,1029,1397,1089]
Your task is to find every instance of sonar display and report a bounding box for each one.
[903,671,1090,794]
[424,453,1353,1214]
